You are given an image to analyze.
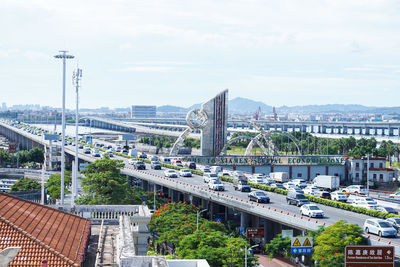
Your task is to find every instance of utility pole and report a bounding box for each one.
[72,67,82,206]
[54,50,74,205]
[367,154,370,196]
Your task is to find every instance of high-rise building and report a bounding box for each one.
[1,102,6,110]
[131,105,157,118]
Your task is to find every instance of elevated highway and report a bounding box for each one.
[1,120,399,256]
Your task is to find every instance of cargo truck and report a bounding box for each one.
[232,171,251,192]
[313,175,340,190]
[270,172,289,183]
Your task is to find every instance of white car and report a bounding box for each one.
[364,219,397,237]
[208,179,224,191]
[292,179,307,188]
[164,170,178,178]
[128,158,138,165]
[218,172,231,177]
[179,169,192,177]
[252,173,266,179]
[303,186,321,196]
[203,173,219,183]
[248,177,266,185]
[300,204,324,218]
[283,182,297,190]
[389,192,400,199]
[330,192,348,202]
[346,185,368,194]
[288,187,304,194]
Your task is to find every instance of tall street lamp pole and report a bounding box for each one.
[72,67,82,206]
[245,244,259,267]
[54,50,74,205]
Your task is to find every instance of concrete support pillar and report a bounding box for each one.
[201,198,209,210]
[343,126,348,134]
[240,211,250,228]
[192,196,201,207]
[142,180,149,192]
[321,126,326,134]
[251,215,259,227]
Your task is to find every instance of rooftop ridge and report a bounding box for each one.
[0,191,89,221]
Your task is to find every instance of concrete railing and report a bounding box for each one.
[51,205,151,224]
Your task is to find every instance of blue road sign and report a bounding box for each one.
[239,226,245,234]
[215,218,222,223]
[291,247,312,255]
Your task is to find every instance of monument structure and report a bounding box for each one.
[170,89,228,156]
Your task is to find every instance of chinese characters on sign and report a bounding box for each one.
[291,237,313,255]
[345,246,394,267]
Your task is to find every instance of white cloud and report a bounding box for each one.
[344,67,378,72]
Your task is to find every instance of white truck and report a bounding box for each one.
[313,175,340,191]
[270,172,289,183]
[232,171,251,192]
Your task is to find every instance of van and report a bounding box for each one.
[128,149,138,157]
[211,166,222,173]
[363,219,397,237]
[286,192,310,206]
[161,157,172,164]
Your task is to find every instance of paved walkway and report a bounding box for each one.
[256,254,297,267]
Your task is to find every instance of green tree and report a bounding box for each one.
[264,234,291,258]
[28,147,44,163]
[313,220,366,261]
[10,178,41,192]
[46,172,72,199]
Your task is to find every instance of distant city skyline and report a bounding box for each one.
[0,1,399,109]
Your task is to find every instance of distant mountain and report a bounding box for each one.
[157,105,188,113]
[229,97,272,114]
[277,104,400,114]
[156,97,400,115]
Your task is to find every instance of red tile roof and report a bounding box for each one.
[0,192,90,266]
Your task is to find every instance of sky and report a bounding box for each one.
[0,0,400,109]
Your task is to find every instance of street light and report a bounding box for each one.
[196,209,207,231]
[245,244,259,267]
[54,50,74,205]
[72,67,82,206]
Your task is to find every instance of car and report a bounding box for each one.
[314,191,331,199]
[292,179,307,188]
[300,204,324,218]
[286,192,310,206]
[288,187,304,194]
[78,144,84,149]
[248,177,266,185]
[218,171,231,177]
[252,173,266,179]
[107,151,114,157]
[138,152,147,158]
[330,192,348,202]
[164,170,178,178]
[134,161,146,170]
[270,183,285,189]
[203,173,219,183]
[248,191,270,203]
[353,197,377,206]
[389,192,400,199]
[202,166,211,173]
[151,161,162,170]
[208,179,225,191]
[386,217,400,232]
[179,169,192,177]
[84,147,91,154]
[115,147,122,152]
[150,156,159,162]
[364,219,397,237]
[128,158,138,165]
[283,182,297,190]
[376,206,398,214]
[303,186,321,196]
[186,162,196,170]
[346,185,368,194]
[122,149,129,155]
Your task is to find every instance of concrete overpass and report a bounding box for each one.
[1,120,399,256]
